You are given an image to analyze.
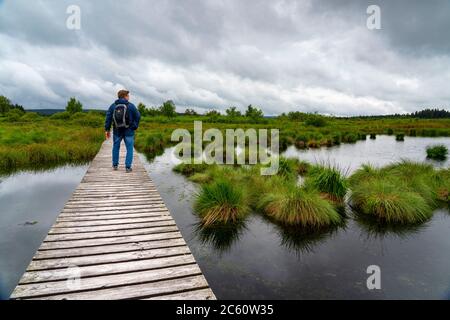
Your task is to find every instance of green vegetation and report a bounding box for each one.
[66,97,83,114]
[305,165,348,202]
[194,179,250,226]
[258,183,341,227]
[0,97,104,175]
[426,144,448,160]
[349,161,447,224]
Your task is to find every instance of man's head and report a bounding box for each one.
[117,90,130,101]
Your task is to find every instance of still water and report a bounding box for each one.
[0,136,449,299]
[141,136,450,300]
[0,166,88,299]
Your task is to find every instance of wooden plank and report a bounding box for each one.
[19,255,196,284]
[39,231,183,250]
[55,216,172,227]
[50,220,177,234]
[27,246,191,271]
[146,288,215,300]
[61,206,168,215]
[30,275,210,300]
[34,238,187,259]
[13,264,202,299]
[44,226,180,242]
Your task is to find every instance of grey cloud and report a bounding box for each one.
[0,0,449,116]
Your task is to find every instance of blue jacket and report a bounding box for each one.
[105,98,141,135]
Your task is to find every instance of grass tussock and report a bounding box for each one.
[194,179,250,226]
[305,165,348,202]
[258,183,342,227]
[349,160,443,224]
[426,144,448,160]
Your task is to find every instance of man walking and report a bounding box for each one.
[105,90,141,172]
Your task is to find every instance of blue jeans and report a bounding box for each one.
[113,132,135,169]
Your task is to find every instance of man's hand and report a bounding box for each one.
[105,131,111,140]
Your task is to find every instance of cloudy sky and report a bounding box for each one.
[0,0,449,116]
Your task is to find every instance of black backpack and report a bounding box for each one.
[113,102,130,128]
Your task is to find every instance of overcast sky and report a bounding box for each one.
[0,0,449,115]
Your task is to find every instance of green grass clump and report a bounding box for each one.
[173,162,209,176]
[426,144,448,160]
[259,184,341,227]
[349,161,440,224]
[396,133,405,141]
[194,179,249,226]
[306,165,348,201]
[370,134,376,140]
[351,180,432,224]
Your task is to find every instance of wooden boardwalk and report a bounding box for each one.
[11,140,215,300]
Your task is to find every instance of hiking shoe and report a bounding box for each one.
[126,168,133,173]
[113,166,118,171]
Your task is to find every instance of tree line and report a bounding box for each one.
[1,95,449,120]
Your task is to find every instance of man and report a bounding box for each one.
[105,90,141,172]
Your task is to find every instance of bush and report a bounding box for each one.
[5,109,25,122]
[350,179,432,224]
[50,111,72,120]
[21,112,42,122]
[426,145,448,160]
[259,185,341,227]
[306,165,348,201]
[194,179,249,226]
[305,114,327,127]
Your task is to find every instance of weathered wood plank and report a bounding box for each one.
[13,264,202,299]
[27,246,191,271]
[34,238,187,259]
[44,226,180,242]
[146,288,216,300]
[30,275,210,300]
[19,255,196,284]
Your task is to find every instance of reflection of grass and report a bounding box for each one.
[193,220,247,252]
[354,213,428,240]
[260,212,343,254]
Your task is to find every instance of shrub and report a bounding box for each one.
[194,179,249,226]
[305,114,327,127]
[259,185,341,227]
[350,179,432,224]
[306,165,348,201]
[426,145,448,160]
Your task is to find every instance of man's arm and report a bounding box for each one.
[104,104,114,138]
[131,104,141,130]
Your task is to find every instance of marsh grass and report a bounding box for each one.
[194,179,250,226]
[349,161,441,224]
[258,183,342,227]
[426,144,448,160]
[305,165,348,202]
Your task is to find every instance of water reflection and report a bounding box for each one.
[193,220,248,253]
[353,213,429,241]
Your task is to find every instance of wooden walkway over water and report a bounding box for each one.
[11,140,215,300]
